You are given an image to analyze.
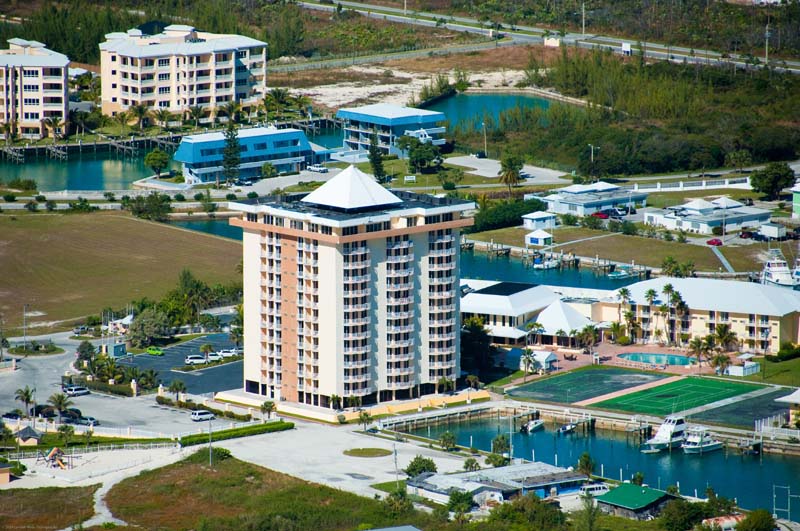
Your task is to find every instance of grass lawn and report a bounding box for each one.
[0,213,241,329]
[468,226,611,249]
[595,515,666,531]
[719,240,800,273]
[595,377,762,416]
[371,479,407,494]
[343,448,393,458]
[0,485,98,530]
[644,189,760,209]
[742,356,800,387]
[106,450,445,531]
[487,370,525,387]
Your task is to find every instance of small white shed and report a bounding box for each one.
[523,211,557,231]
[525,230,553,247]
[759,222,786,240]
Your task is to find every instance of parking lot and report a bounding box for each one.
[119,333,242,395]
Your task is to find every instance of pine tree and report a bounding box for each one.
[368,133,386,183]
[221,121,240,188]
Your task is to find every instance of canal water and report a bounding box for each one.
[407,417,800,520]
[424,92,551,129]
[173,220,636,289]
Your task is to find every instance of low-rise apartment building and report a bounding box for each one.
[0,38,69,139]
[528,182,648,217]
[229,166,474,407]
[644,197,771,235]
[99,25,266,117]
[593,277,800,353]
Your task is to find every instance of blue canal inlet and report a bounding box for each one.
[406,417,800,521]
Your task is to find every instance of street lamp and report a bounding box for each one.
[588,144,599,182]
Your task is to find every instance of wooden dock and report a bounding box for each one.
[45,144,68,161]
[0,145,24,163]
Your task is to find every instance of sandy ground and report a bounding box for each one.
[301,66,526,108]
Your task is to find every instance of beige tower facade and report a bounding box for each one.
[230,166,474,407]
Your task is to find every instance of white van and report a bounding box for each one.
[579,483,610,497]
[190,410,215,422]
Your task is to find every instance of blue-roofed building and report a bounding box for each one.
[335,103,446,158]
[174,126,330,185]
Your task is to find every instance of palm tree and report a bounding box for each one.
[465,375,480,390]
[358,410,372,431]
[653,328,664,344]
[129,103,150,131]
[714,324,738,352]
[293,94,312,116]
[577,451,594,478]
[267,88,290,120]
[658,303,670,344]
[186,106,204,130]
[125,366,143,384]
[153,109,173,132]
[47,392,73,422]
[113,111,130,135]
[199,343,214,364]
[329,394,340,410]
[644,288,658,307]
[568,329,578,349]
[525,321,544,346]
[140,369,159,390]
[437,376,450,395]
[499,155,522,198]
[260,400,275,420]
[554,329,566,347]
[608,322,625,344]
[617,287,631,322]
[520,349,535,383]
[168,379,187,401]
[710,352,732,375]
[688,337,709,371]
[439,431,457,451]
[15,386,34,417]
[221,101,242,123]
[1,121,15,145]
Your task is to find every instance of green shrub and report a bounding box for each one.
[7,178,36,191]
[581,215,602,230]
[711,226,724,236]
[247,191,258,199]
[617,336,632,346]
[179,421,294,446]
[442,181,456,191]
[471,198,545,233]
[560,213,578,226]
[3,194,16,202]
[174,193,185,202]
[156,395,174,406]
[193,192,205,201]
[225,193,237,200]
[35,194,46,202]
[337,414,347,424]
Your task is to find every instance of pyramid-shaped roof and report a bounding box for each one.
[536,299,593,335]
[15,426,42,441]
[301,165,402,210]
[711,196,743,209]
[682,199,716,211]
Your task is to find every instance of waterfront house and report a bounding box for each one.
[595,483,677,520]
[335,103,446,158]
[644,197,771,235]
[0,38,69,140]
[99,25,266,118]
[592,277,800,353]
[174,126,328,185]
[522,211,557,230]
[527,182,647,217]
[525,230,553,247]
[407,462,585,508]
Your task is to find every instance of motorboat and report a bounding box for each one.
[792,257,800,285]
[557,423,576,435]
[520,419,545,434]
[682,427,724,454]
[760,249,796,288]
[533,258,560,270]
[642,415,686,452]
[608,266,636,279]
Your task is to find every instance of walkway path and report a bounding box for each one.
[574,376,684,407]
[445,155,568,184]
[550,232,617,249]
[711,246,735,273]
[677,385,777,418]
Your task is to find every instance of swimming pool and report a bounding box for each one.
[618,353,694,366]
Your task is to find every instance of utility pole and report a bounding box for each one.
[764,20,771,69]
[404,0,407,16]
[481,121,488,157]
[581,2,585,37]
[588,144,599,182]
[22,303,28,351]
[209,420,213,466]
[393,444,399,491]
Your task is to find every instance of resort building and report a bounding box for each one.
[229,166,474,406]
[99,25,267,117]
[592,277,800,353]
[596,484,677,520]
[527,182,648,217]
[335,103,446,158]
[644,197,771,235]
[407,462,585,508]
[173,126,329,185]
[522,211,557,231]
[0,38,69,139]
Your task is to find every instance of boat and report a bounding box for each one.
[533,258,560,270]
[608,266,636,279]
[681,427,724,454]
[792,257,800,286]
[557,423,576,435]
[760,249,796,288]
[520,419,545,434]
[642,416,687,452]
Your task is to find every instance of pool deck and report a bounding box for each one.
[574,375,685,407]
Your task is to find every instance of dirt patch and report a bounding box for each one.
[382,44,577,73]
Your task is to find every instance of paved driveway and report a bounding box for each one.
[120,333,242,396]
[446,155,569,184]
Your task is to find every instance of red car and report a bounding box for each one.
[590,212,609,219]
[706,238,723,246]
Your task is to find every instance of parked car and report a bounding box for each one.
[519,170,531,179]
[32,405,58,418]
[307,164,328,173]
[190,410,215,422]
[590,212,609,219]
[72,325,88,335]
[218,348,241,358]
[739,231,753,239]
[77,416,99,426]
[205,352,223,362]
[752,233,768,242]
[146,346,164,356]
[706,238,723,246]
[600,208,624,219]
[184,355,206,366]
[64,386,90,397]
[2,411,21,420]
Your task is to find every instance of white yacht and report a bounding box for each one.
[533,258,560,270]
[643,415,686,452]
[761,249,796,288]
[520,419,545,434]
[682,427,724,454]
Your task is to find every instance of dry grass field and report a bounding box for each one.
[0,213,241,329]
[0,485,97,530]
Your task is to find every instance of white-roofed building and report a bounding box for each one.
[99,25,267,117]
[536,299,594,337]
[775,388,800,425]
[791,182,800,219]
[527,182,648,217]
[593,277,800,353]
[644,196,771,234]
[0,39,69,139]
[525,229,552,247]
[522,211,557,230]
[228,168,475,406]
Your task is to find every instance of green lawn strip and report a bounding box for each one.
[719,241,799,274]
[7,346,65,355]
[594,377,762,416]
[487,370,526,387]
[0,485,99,530]
[1,435,173,454]
[179,421,294,446]
[129,333,211,355]
[343,448,393,457]
[741,356,800,387]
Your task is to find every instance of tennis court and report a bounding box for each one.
[595,377,762,416]
[507,368,668,404]
[692,388,796,428]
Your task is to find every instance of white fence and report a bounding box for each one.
[755,413,800,439]
[619,176,750,192]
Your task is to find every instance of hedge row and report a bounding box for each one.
[766,343,800,363]
[76,379,133,397]
[179,421,294,446]
[156,395,252,421]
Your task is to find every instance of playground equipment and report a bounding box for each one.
[37,447,72,470]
